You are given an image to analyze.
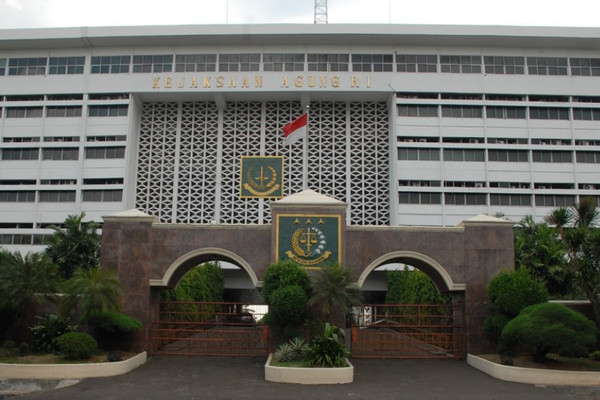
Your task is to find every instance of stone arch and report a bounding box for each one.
[356,250,466,293]
[149,247,260,289]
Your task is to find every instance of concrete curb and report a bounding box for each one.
[264,354,354,384]
[467,353,600,387]
[0,351,147,379]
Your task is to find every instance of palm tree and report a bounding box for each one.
[308,263,361,323]
[0,251,59,337]
[45,213,101,279]
[60,267,122,322]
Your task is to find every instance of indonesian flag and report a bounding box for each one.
[282,113,308,146]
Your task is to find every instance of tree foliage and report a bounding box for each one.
[60,267,122,322]
[514,216,572,295]
[162,262,225,302]
[44,213,101,279]
[500,302,596,362]
[385,268,449,305]
[308,263,361,322]
[262,260,312,304]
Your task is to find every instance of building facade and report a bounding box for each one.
[1,24,600,253]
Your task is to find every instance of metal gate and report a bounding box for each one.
[151,301,269,357]
[351,303,462,359]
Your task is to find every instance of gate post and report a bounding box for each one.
[101,209,158,352]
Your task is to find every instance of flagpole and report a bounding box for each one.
[303,105,309,190]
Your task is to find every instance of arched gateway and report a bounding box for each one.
[101,190,514,357]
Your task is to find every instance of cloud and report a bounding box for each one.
[6,0,23,11]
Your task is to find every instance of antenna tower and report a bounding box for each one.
[314,0,327,24]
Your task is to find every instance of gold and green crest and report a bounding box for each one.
[276,214,341,268]
[239,156,284,198]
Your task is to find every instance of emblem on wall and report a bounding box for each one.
[277,215,341,268]
[239,156,284,198]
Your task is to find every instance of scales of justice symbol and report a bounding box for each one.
[286,219,332,266]
[244,164,281,197]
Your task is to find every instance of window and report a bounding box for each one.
[397,148,440,161]
[88,105,128,117]
[486,106,526,119]
[88,93,129,100]
[351,54,393,72]
[441,93,482,100]
[490,194,531,206]
[484,56,525,74]
[529,95,569,102]
[263,54,305,72]
[132,55,173,73]
[397,105,438,117]
[42,148,79,161]
[576,139,600,146]
[444,181,485,188]
[0,179,36,185]
[570,58,600,76]
[5,107,43,118]
[527,57,568,75]
[86,135,126,142]
[5,95,44,101]
[0,58,6,75]
[307,54,349,72]
[85,147,125,159]
[532,150,572,163]
[38,190,76,202]
[443,149,485,162]
[535,194,575,207]
[486,94,526,101]
[8,58,47,76]
[529,107,569,120]
[47,94,83,101]
[399,192,441,204]
[90,56,130,74]
[531,138,570,145]
[39,179,76,185]
[576,151,600,163]
[489,182,530,189]
[0,234,34,245]
[44,136,79,142]
[46,106,82,117]
[82,189,123,202]
[83,178,123,185]
[444,193,487,205]
[3,137,40,143]
[442,137,484,144]
[398,180,441,187]
[573,108,600,121]
[441,105,483,118]
[0,191,35,202]
[488,149,529,162]
[440,55,482,73]
[219,54,260,72]
[1,148,39,160]
[175,54,217,72]
[48,57,85,75]
[396,54,437,72]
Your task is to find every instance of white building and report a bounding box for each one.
[1,24,600,253]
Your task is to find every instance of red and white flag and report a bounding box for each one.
[282,113,307,146]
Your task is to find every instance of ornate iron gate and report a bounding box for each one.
[151,301,269,357]
[351,303,462,359]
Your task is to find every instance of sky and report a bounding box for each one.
[1,0,600,29]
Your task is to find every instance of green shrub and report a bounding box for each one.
[56,332,97,360]
[88,310,141,332]
[487,269,548,318]
[262,260,311,305]
[306,323,349,367]
[30,314,78,353]
[500,302,596,362]
[590,350,600,361]
[482,313,511,339]
[274,337,308,363]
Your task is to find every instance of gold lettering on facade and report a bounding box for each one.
[351,76,359,88]
[164,77,172,88]
[228,77,236,88]
[203,76,211,88]
[255,76,263,88]
[152,77,160,89]
[177,77,185,88]
[331,76,340,88]
[241,76,249,88]
[307,76,316,88]
[294,76,303,88]
[216,76,225,88]
[319,76,327,88]
[190,76,198,88]
[281,76,289,88]
[367,76,371,88]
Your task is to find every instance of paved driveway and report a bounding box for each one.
[16,356,600,400]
